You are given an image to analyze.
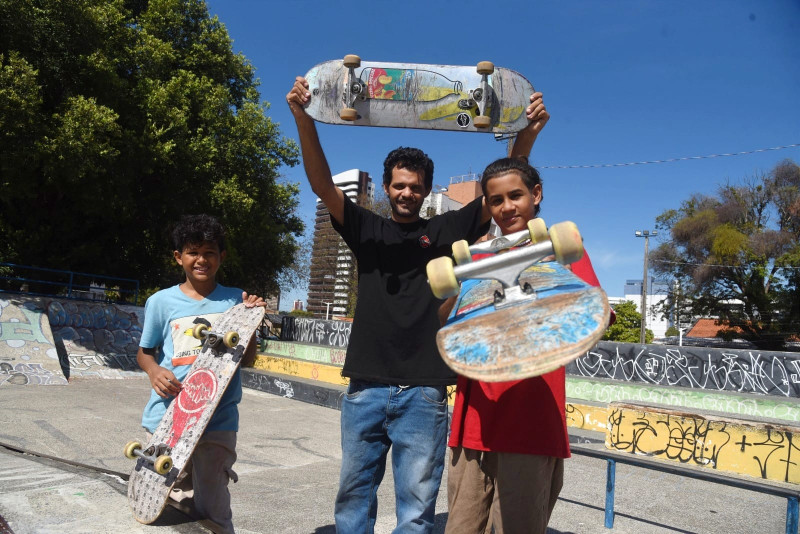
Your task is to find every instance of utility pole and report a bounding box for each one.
[635,230,657,344]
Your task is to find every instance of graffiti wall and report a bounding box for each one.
[606,402,800,484]
[46,298,143,377]
[566,377,800,423]
[568,341,800,398]
[261,340,347,366]
[280,317,352,348]
[0,292,144,381]
[0,296,67,385]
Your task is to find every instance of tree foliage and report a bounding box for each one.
[0,0,303,299]
[602,300,653,343]
[651,159,800,349]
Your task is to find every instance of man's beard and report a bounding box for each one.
[390,197,421,219]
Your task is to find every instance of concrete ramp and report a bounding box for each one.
[0,295,67,385]
[0,292,146,382]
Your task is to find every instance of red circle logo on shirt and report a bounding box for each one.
[419,235,431,248]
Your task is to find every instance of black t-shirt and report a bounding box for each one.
[331,194,489,385]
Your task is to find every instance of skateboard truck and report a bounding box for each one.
[427,220,584,307]
[125,441,173,476]
[340,54,363,121]
[192,323,240,351]
[472,61,495,129]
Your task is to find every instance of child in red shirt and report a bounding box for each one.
[443,157,612,534]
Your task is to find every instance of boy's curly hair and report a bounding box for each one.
[171,214,226,252]
[382,147,434,190]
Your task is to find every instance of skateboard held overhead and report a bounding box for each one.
[125,303,265,524]
[303,54,535,133]
[427,220,610,382]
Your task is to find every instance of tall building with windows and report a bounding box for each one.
[306,169,373,318]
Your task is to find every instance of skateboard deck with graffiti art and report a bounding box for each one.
[124,303,265,524]
[427,220,610,382]
[302,55,535,133]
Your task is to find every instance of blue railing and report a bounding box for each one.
[0,262,139,304]
[572,444,800,533]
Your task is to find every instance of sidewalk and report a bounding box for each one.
[0,376,790,533]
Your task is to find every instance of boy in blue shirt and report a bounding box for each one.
[136,214,264,533]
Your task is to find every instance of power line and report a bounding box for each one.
[537,143,800,170]
[654,259,800,270]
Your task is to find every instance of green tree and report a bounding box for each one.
[651,160,800,349]
[603,300,654,343]
[0,0,303,298]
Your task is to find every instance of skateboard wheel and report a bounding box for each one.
[473,115,491,128]
[343,54,361,68]
[549,221,584,265]
[477,61,495,75]
[340,107,358,121]
[124,440,142,460]
[192,323,208,340]
[527,218,547,243]
[452,240,472,265]
[154,455,173,475]
[223,331,240,348]
[427,256,459,299]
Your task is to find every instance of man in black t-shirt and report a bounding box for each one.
[287,76,549,533]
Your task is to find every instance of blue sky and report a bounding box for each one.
[205,0,800,310]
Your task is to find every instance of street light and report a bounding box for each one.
[323,301,333,320]
[635,230,657,344]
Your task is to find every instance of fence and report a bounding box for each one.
[0,262,139,304]
[572,444,800,533]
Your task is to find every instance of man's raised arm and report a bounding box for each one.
[510,91,549,160]
[478,91,551,224]
[286,76,345,225]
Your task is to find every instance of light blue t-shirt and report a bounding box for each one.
[139,284,243,433]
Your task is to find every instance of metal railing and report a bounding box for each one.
[0,262,139,304]
[571,443,800,533]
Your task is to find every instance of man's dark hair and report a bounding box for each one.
[382,147,434,190]
[171,214,226,252]
[480,157,544,217]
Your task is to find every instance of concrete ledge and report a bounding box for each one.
[243,368,347,411]
[567,376,800,425]
[252,353,348,387]
[606,401,800,484]
[262,340,347,365]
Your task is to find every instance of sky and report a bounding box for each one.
[204,0,800,311]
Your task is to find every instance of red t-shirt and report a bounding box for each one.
[448,252,605,457]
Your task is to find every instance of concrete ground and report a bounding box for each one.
[0,376,792,533]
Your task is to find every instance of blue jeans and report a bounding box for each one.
[335,380,449,534]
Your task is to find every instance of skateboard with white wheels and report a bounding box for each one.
[124,303,265,524]
[302,55,535,133]
[427,220,610,382]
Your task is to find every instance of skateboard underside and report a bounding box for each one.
[437,263,610,382]
[304,59,534,133]
[127,303,264,524]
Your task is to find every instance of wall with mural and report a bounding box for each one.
[606,402,800,484]
[280,316,352,348]
[567,341,800,398]
[46,298,143,377]
[0,292,144,383]
[0,295,67,385]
